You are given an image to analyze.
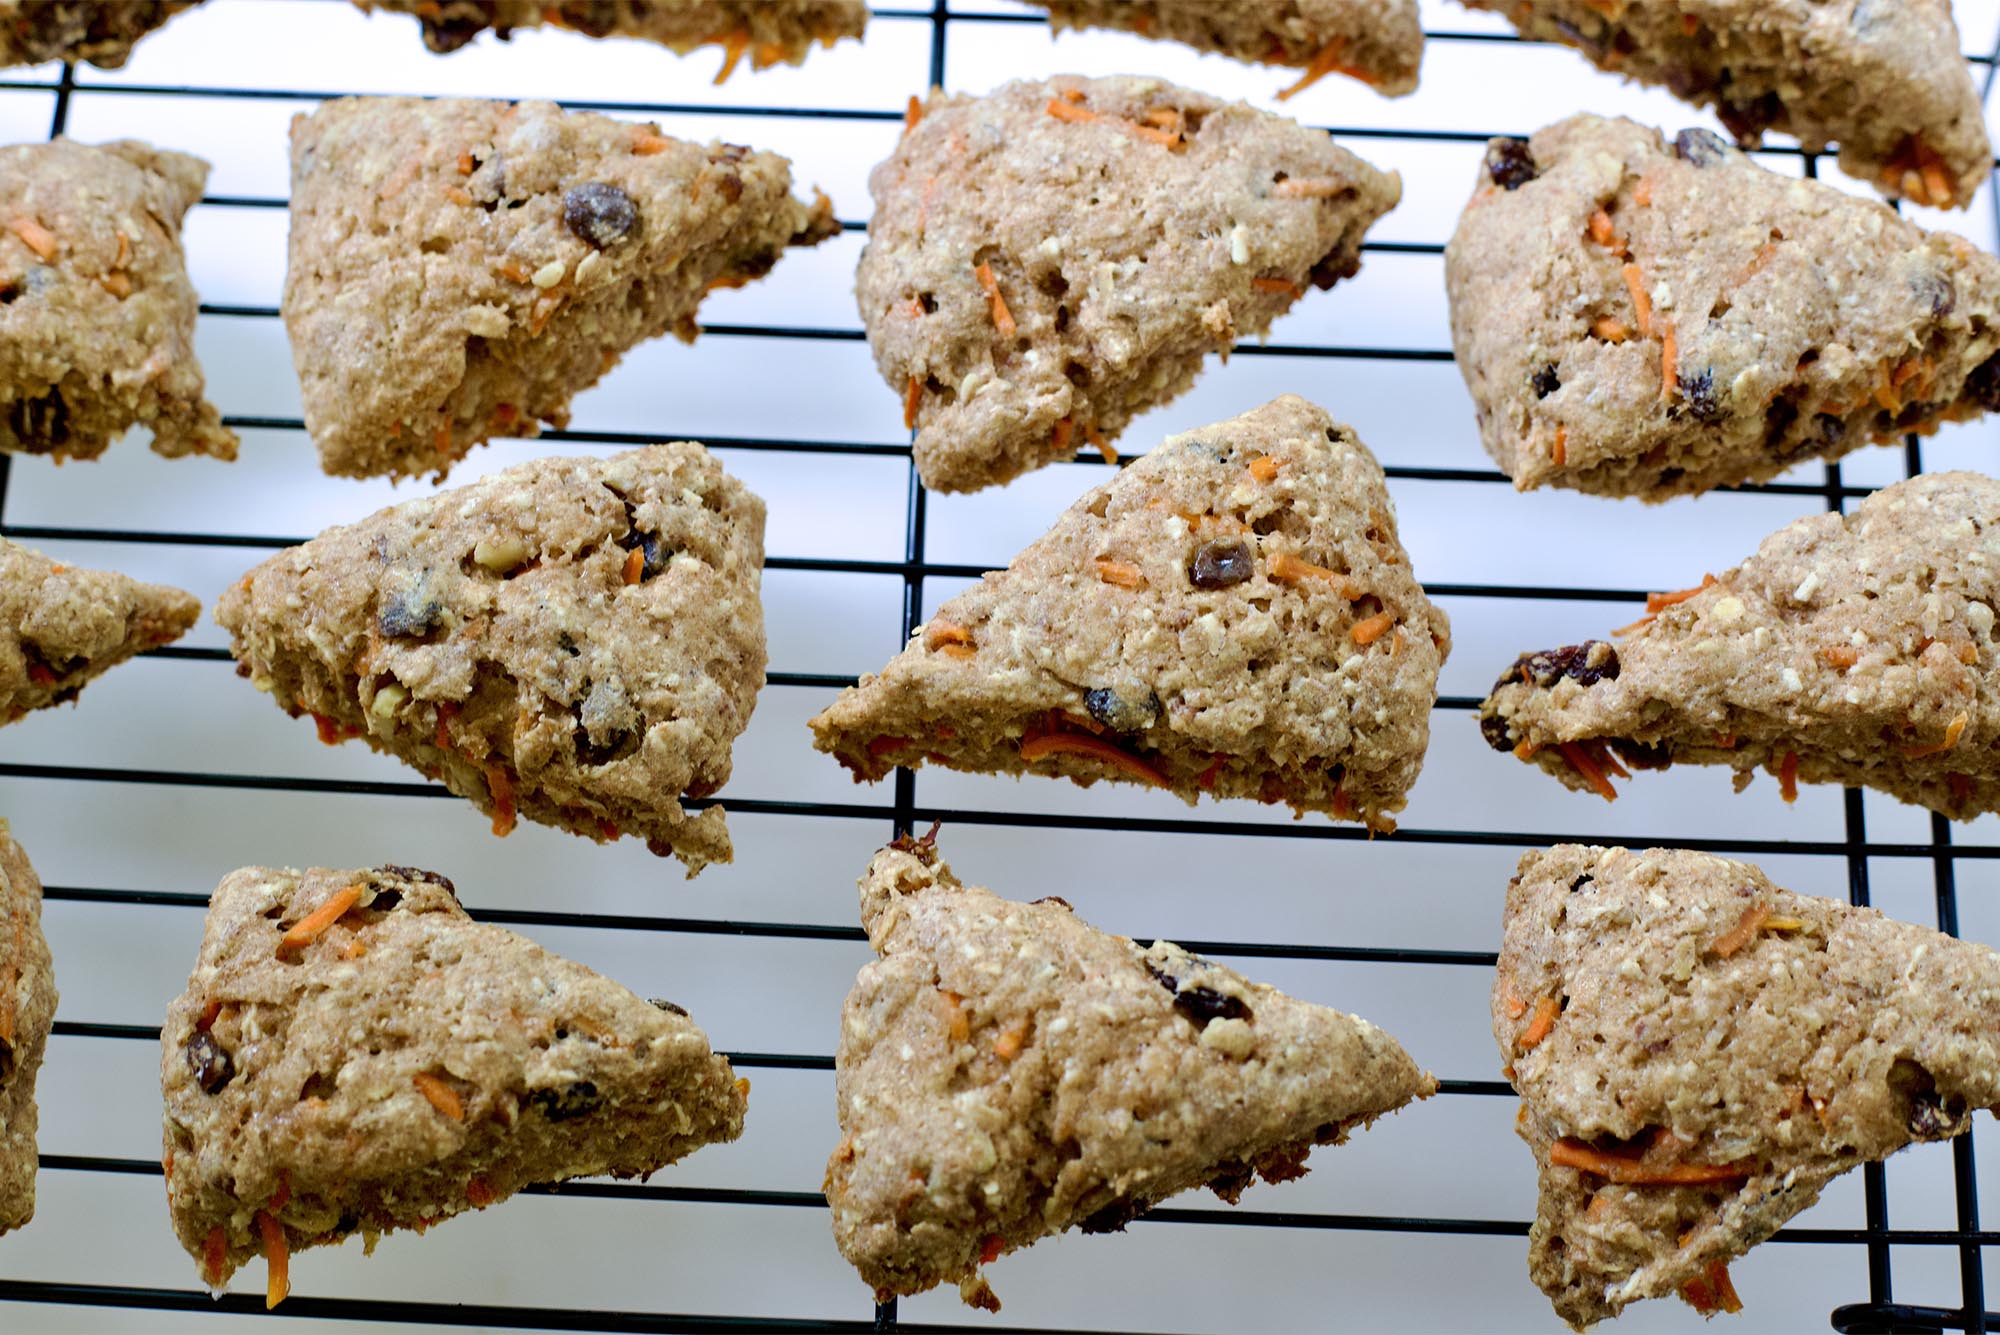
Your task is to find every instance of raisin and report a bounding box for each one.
[1610,737,1673,769]
[1763,396,1799,452]
[420,14,488,52]
[555,0,620,37]
[1082,686,1160,733]
[1479,711,1515,753]
[1911,270,1956,318]
[374,865,456,899]
[1674,368,1723,422]
[1968,353,2000,412]
[1189,538,1253,590]
[1484,137,1538,190]
[1815,412,1847,445]
[8,389,69,453]
[1890,1058,1966,1139]
[1508,642,1621,690]
[1145,961,1251,1030]
[1308,246,1359,289]
[376,587,443,639]
[648,998,689,1017]
[562,182,639,249]
[368,888,403,913]
[0,1034,12,1083]
[186,1031,234,1094]
[1568,873,1594,893]
[1032,895,1074,911]
[1531,363,1561,399]
[1078,1198,1149,1234]
[1672,127,1732,166]
[1715,94,1782,147]
[529,1080,602,1121]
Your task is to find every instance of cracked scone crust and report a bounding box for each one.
[0,821,55,1238]
[1,138,236,461]
[1479,472,2000,818]
[284,96,835,481]
[810,396,1449,829]
[1497,845,2000,1328]
[162,864,745,1293]
[0,1,202,69]
[828,835,1433,1307]
[355,0,865,64]
[215,445,766,875]
[1460,0,1989,209]
[861,75,1399,493]
[1030,0,1423,98]
[2,537,201,726]
[1446,114,2000,501]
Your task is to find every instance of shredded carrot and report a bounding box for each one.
[1020,731,1168,787]
[278,886,362,955]
[903,94,923,134]
[202,1225,228,1287]
[257,1210,289,1310]
[1821,645,1859,668]
[1248,455,1280,482]
[1591,315,1629,343]
[99,270,131,298]
[992,1021,1027,1060]
[1620,263,1652,336]
[1518,995,1560,1049]
[455,149,474,175]
[339,938,367,960]
[1052,416,1074,452]
[735,1076,751,1100]
[1549,1138,1748,1185]
[1710,904,1772,958]
[622,547,644,586]
[499,259,531,284]
[1513,739,1538,761]
[1552,425,1568,468]
[485,763,517,836]
[923,621,974,652]
[1124,120,1183,149]
[1047,97,1098,125]
[712,26,749,83]
[979,1233,1004,1264]
[413,1071,464,1122]
[1587,208,1620,250]
[1962,642,1980,666]
[1903,710,1969,758]
[1681,12,1700,34]
[9,216,55,261]
[1267,550,1359,594]
[1646,574,1715,613]
[903,375,922,430]
[1083,422,1115,464]
[1763,916,1807,933]
[1351,612,1396,646]
[268,1169,292,1213]
[1251,275,1303,299]
[937,989,970,1044]
[466,1175,496,1207]
[1094,557,1147,589]
[1681,1258,1744,1315]
[973,260,1016,339]
[1274,37,1356,100]
[1778,750,1800,803]
[1659,319,1678,402]
[1558,741,1619,802]
[197,997,224,1032]
[630,130,672,156]
[1632,175,1654,208]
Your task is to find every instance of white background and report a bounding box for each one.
[3,0,2000,1331]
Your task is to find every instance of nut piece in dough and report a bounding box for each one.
[0,821,56,1238]
[353,0,866,69]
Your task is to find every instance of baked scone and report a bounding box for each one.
[284,97,837,481]
[354,0,865,69]
[829,832,1433,1309]
[861,75,1400,493]
[1029,0,1423,98]
[810,396,1450,830]
[1,139,236,461]
[0,1,202,69]
[1479,471,2000,818]
[215,445,765,875]
[1446,114,2000,501]
[0,821,56,1239]
[1459,0,1989,209]
[161,864,746,1305]
[2,537,201,727]
[1498,845,2000,1328]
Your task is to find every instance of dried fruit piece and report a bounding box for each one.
[561,182,639,249]
[185,1032,235,1095]
[1189,537,1254,589]
[1484,136,1538,190]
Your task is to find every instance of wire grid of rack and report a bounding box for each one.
[2,0,2000,1331]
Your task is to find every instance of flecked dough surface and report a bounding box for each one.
[0,1,202,69]
[860,75,1399,493]
[215,444,766,875]
[1479,472,2000,820]
[810,396,1450,829]
[161,864,746,1292]
[1460,0,1990,209]
[355,0,865,62]
[828,834,1433,1308]
[284,96,835,481]
[1446,115,2000,501]
[0,138,236,462]
[1497,845,2000,1328]
[0,821,55,1238]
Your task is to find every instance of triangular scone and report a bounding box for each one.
[1459,0,1988,209]
[0,821,56,1238]
[284,97,837,481]
[1,139,237,461]
[811,396,1449,829]
[354,0,865,66]
[216,445,765,875]
[1446,115,2000,501]
[1029,0,1422,98]
[861,76,1400,493]
[161,864,746,1303]
[1480,472,2000,818]
[0,1,202,69]
[2,538,200,727]
[829,833,1433,1308]
[1498,845,2000,1328]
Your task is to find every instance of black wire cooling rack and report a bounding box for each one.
[1,2,2000,1331]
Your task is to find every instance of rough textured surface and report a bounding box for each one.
[0,1,201,69]
[1497,845,2000,1328]
[0,821,55,1239]
[1446,114,2000,501]
[1030,0,1423,98]
[0,138,236,462]
[356,0,864,65]
[1462,0,1989,209]
[284,97,836,481]
[829,833,1433,1308]
[161,864,746,1295]
[860,75,1400,493]
[810,397,1449,829]
[1,536,201,727]
[1479,472,2000,819]
[215,445,766,875]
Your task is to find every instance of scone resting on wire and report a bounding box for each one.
[1478,472,2000,819]
[353,0,866,71]
[1498,845,2000,1328]
[216,445,766,875]
[284,96,836,481]
[1445,114,2000,501]
[0,1,201,69]
[861,75,1399,493]
[810,396,1450,830]
[0,821,56,1239]
[161,864,745,1306]
[1459,0,1990,209]
[828,831,1433,1310]
[1,138,236,461]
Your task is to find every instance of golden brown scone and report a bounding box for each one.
[1498,845,2000,1327]
[0,1,202,69]
[0,820,56,1238]
[354,0,865,68]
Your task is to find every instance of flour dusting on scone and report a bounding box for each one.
[1460,0,1989,209]
[353,0,866,68]
[0,821,56,1239]
[1446,115,2000,501]
[216,445,765,874]
[828,832,1433,1309]
[812,396,1448,829]
[1498,845,2000,1328]
[861,76,1400,493]
[1480,472,2000,819]
[0,1,202,70]
[161,864,746,1304]
[284,97,836,481]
